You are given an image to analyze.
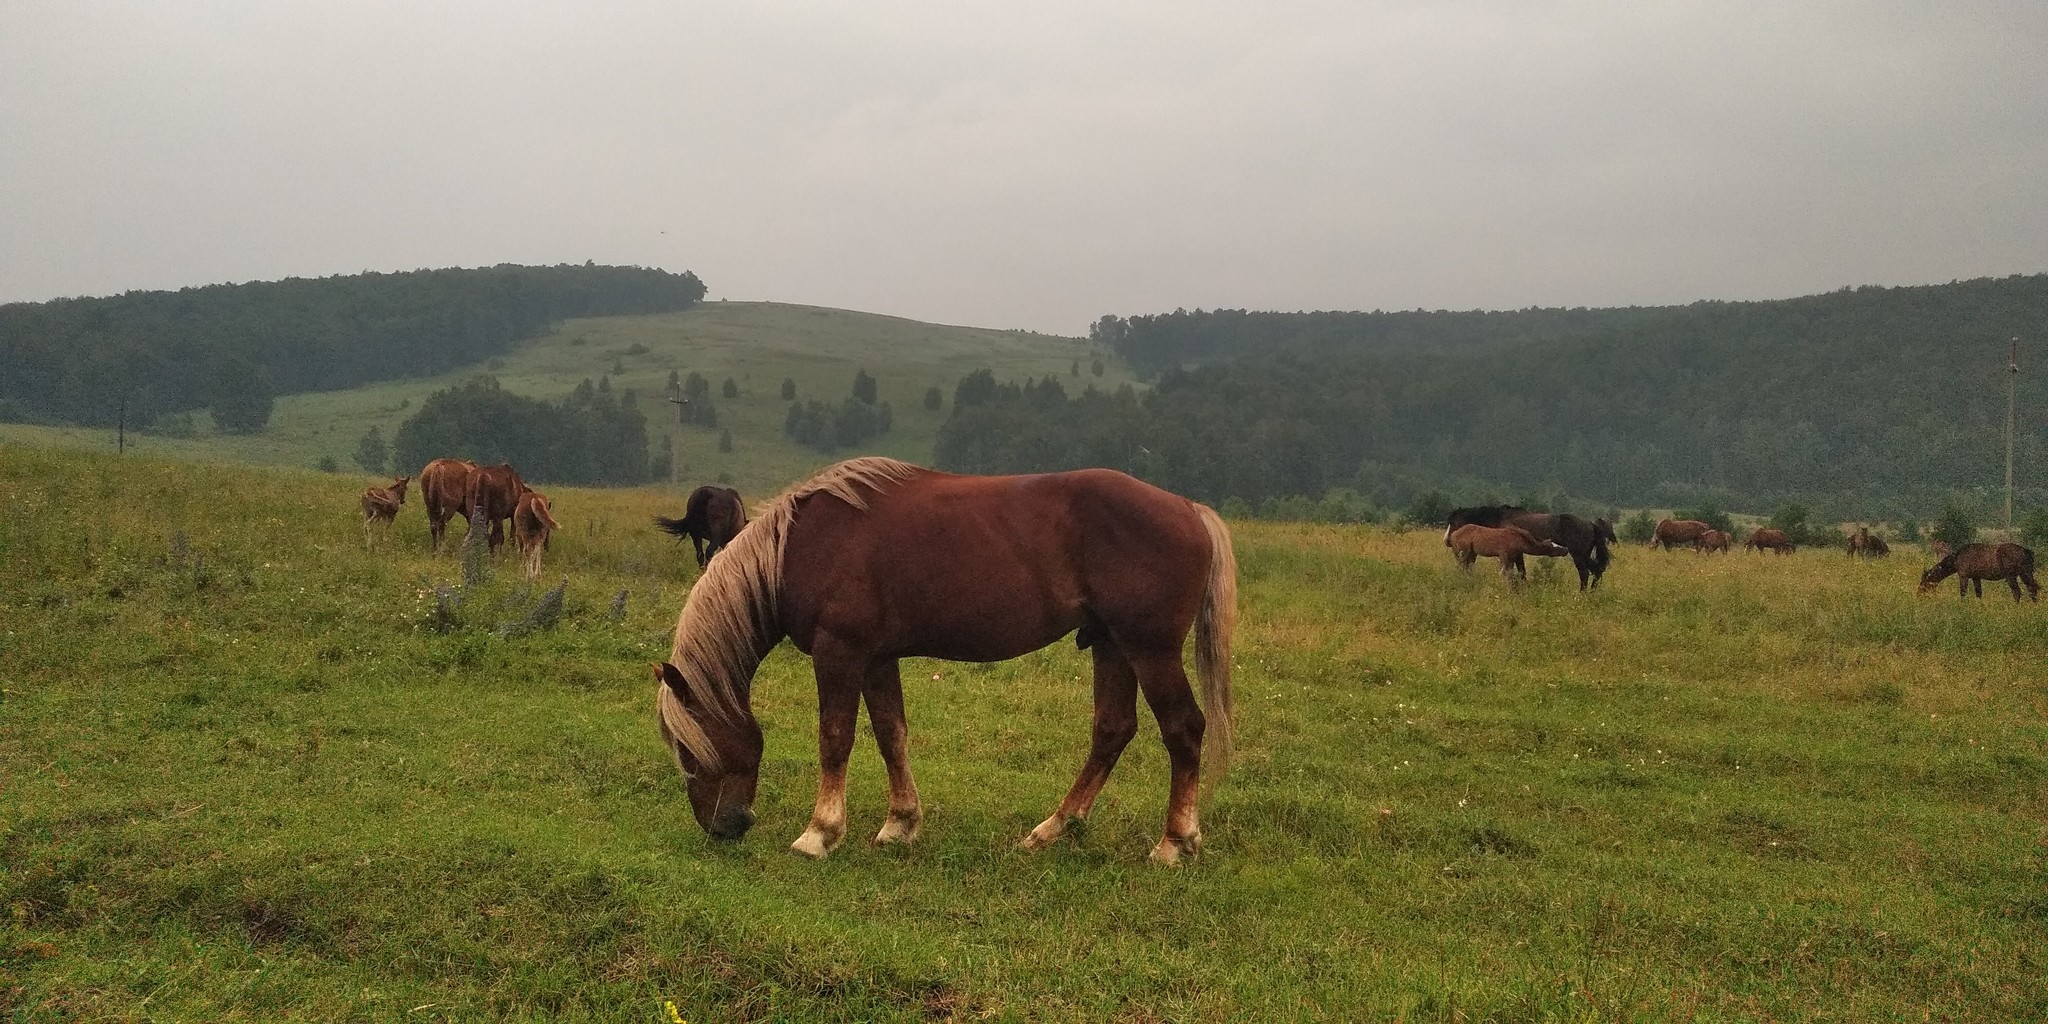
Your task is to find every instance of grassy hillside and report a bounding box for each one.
[5,445,2045,1021]
[0,301,1127,499]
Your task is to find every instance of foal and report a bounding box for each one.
[1448,524,1569,582]
[360,476,410,550]
[513,490,560,583]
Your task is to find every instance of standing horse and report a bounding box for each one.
[1447,524,1570,582]
[1697,529,1732,553]
[419,458,479,553]
[1443,506,1614,590]
[1650,518,1713,551]
[513,490,560,583]
[1846,526,1890,558]
[465,463,529,555]
[654,485,749,569]
[1746,528,1795,554]
[359,476,410,550]
[1919,542,2039,601]
[652,458,1236,865]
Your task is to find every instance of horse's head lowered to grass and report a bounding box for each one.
[654,661,763,840]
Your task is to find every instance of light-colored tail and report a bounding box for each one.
[1193,502,1238,788]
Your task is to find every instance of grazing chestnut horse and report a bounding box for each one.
[652,457,1236,865]
[654,485,749,569]
[1697,529,1732,553]
[1447,524,1570,582]
[359,476,410,550]
[1746,528,1795,554]
[1650,518,1713,551]
[419,458,479,553]
[1919,542,2039,601]
[1443,506,1614,589]
[513,490,560,583]
[466,463,529,554]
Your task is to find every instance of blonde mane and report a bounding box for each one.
[658,457,924,774]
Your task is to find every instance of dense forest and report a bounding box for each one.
[0,263,706,433]
[390,376,655,487]
[943,275,2048,518]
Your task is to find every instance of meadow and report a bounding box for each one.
[4,444,2046,1022]
[0,301,1124,500]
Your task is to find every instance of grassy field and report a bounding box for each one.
[4,444,2046,1022]
[0,301,1124,500]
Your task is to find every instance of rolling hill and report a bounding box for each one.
[0,301,1129,499]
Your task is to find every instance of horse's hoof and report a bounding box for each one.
[790,829,837,860]
[1149,832,1201,866]
[1018,814,1070,851]
[873,815,921,846]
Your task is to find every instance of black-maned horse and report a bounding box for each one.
[1443,505,1614,590]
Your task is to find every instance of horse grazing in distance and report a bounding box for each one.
[1443,505,1614,590]
[419,458,480,553]
[359,476,410,550]
[1846,526,1890,558]
[1929,540,1953,560]
[654,485,749,569]
[652,458,1236,865]
[1447,523,1570,583]
[513,490,560,583]
[1919,542,2039,601]
[1746,528,1795,554]
[1650,518,1713,551]
[465,463,529,555]
[1696,529,1732,553]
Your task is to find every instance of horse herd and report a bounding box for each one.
[347,458,2040,864]
[356,459,749,581]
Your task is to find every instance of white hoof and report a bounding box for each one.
[873,815,921,846]
[1018,814,1071,851]
[1149,832,1201,865]
[790,828,836,860]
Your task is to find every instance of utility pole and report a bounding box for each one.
[2006,336,2019,536]
[117,395,127,455]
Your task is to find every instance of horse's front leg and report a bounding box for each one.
[863,659,922,845]
[1023,640,1139,851]
[792,650,864,859]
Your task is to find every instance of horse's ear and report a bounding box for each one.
[654,662,694,709]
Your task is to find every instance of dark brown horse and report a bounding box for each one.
[419,458,479,553]
[652,458,1236,865]
[1651,518,1713,551]
[1919,542,2038,601]
[1447,524,1570,582]
[1746,528,1795,554]
[654,485,749,569]
[465,463,529,554]
[1442,506,1614,589]
[359,476,410,550]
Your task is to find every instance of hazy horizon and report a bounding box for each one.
[6,2,2044,335]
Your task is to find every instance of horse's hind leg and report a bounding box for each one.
[863,659,923,845]
[792,648,865,859]
[2024,573,2041,601]
[2008,577,2024,602]
[1131,649,1206,865]
[1023,641,1140,852]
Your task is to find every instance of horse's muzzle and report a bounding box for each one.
[709,807,756,841]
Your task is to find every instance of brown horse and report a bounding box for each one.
[1650,519,1713,551]
[1443,505,1614,590]
[466,463,529,554]
[1447,524,1570,582]
[652,458,1236,865]
[513,490,560,583]
[1696,529,1731,553]
[1845,526,1891,558]
[654,485,749,569]
[1746,528,1795,554]
[359,476,410,550]
[1919,542,2039,601]
[1930,540,1953,560]
[419,458,479,553]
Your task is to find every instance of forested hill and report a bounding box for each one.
[0,264,706,433]
[943,274,2048,517]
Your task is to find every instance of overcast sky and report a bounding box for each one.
[4,2,2044,335]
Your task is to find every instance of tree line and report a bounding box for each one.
[945,275,2048,521]
[390,376,655,487]
[0,263,706,434]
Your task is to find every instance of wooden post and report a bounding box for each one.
[117,395,127,455]
[2006,336,2019,536]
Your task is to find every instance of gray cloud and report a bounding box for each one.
[4,1,2043,333]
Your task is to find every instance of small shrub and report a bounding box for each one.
[1619,510,1658,543]
[1930,499,1978,549]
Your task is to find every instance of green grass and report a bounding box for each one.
[4,445,2046,1021]
[0,301,1124,500]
